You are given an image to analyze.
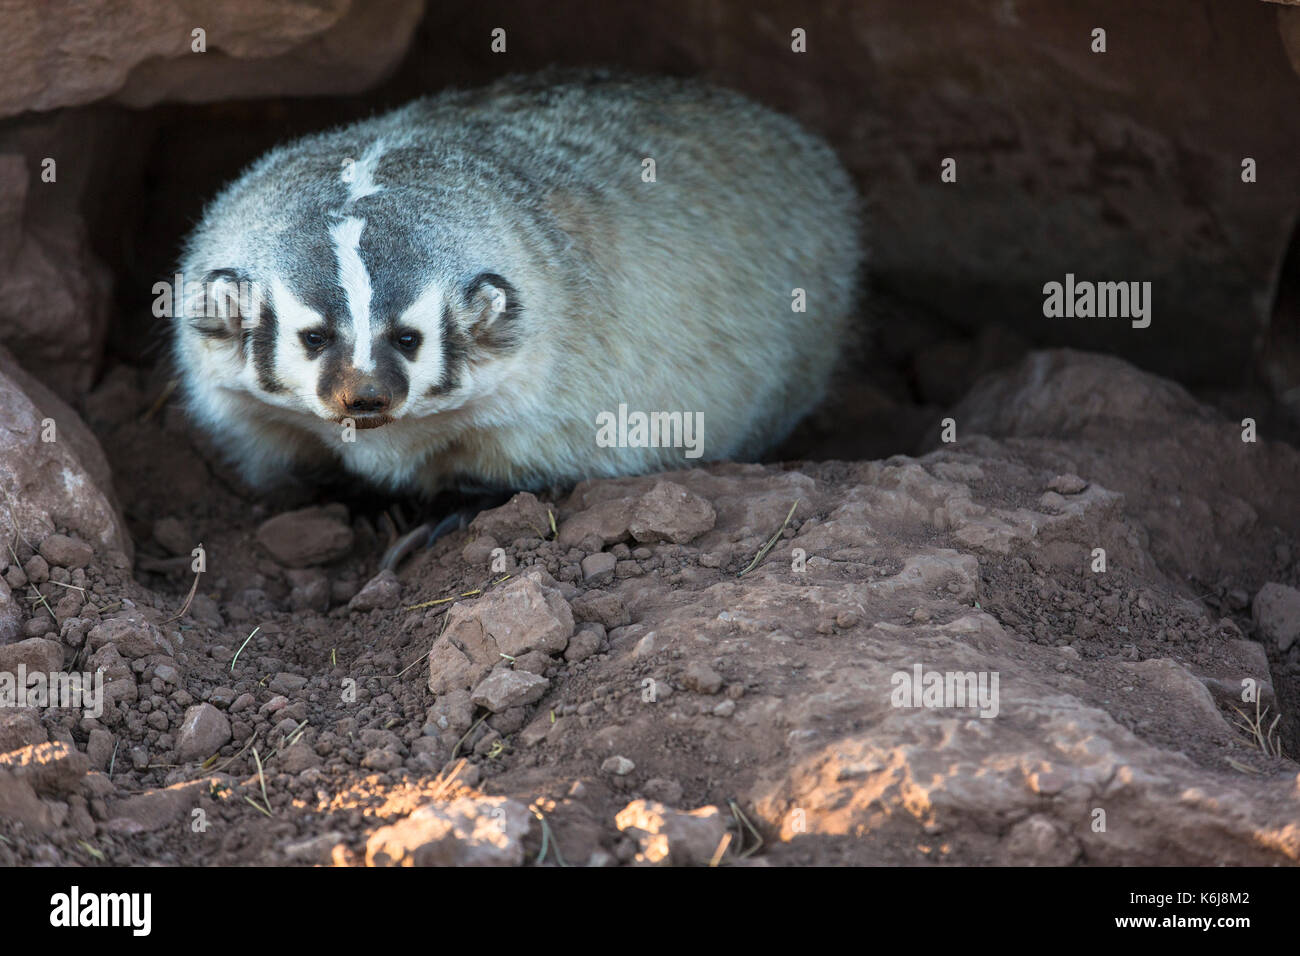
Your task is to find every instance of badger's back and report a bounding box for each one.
[409,71,860,474]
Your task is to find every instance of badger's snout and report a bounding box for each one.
[321,366,405,424]
[339,381,391,414]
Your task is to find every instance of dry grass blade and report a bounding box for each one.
[728,799,764,859]
[139,378,177,424]
[231,625,260,672]
[431,758,467,801]
[163,563,202,624]
[709,831,733,867]
[403,574,513,612]
[251,746,272,814]
[737,500,799,577]
[1231,695,1285,758]
[452,714,488,759]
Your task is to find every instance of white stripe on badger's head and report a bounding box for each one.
[330,216,376,372]
[343,138,386,203]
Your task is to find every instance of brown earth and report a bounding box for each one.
[1,348,1297,866]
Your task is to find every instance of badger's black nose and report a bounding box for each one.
[342,382,391,414]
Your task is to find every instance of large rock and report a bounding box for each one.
[0,638,63,676]
[0,741,88,795]
[511,353,1300,866]
[0,155,111,397]
[428,570,574,696]
[86,616,174,660]
[615,801,729,866]
[0,0,425,118]
[0,343,129,557]
[1254,583,1300,654]
[365,796,533,866]
[951,350,1300,585]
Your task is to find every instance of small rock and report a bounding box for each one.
[361,749,403,772]
[467,492,551,544]
[564,625,603,663]
[513,650,552,675]
[428,572,574,695]
[269,672,309,696]
[1046,473,1088,495]
[86,617,173,659]
[366,795,532,866]
[615,799,728,866]
[601,755,636,776]
[682,662,723,695]
[570,590,630,629]
[461,534,500,568]
[349,569,401,612]
[556,497,635,550]
[38,534,94,569]
[255,506,354,567]
[580,551,616,585]
[282,831,346,865]
[0,579,19,641]
[628,482,716,544]
[22,554,49,584]
[107,778,217,833]
[0,709,47,752]
[208,686,236,708]
[86,729,114,770]
[520,713,557,747]
[175,703,231,762]
[470,670,550,713]
[1253,583,1300,653]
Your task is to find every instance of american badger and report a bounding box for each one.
[174,70,862,496]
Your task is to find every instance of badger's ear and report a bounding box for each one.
[463,272,522,350]
[186,269,261,346]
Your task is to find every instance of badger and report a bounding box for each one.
[174,69,862,507]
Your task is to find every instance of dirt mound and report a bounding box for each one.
[0,349,1297,866]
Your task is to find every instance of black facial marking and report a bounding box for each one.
[316,346,347,410]
[427,303,467,396]
[252,300,285,394]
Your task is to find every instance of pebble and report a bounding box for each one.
[601,755,636,776]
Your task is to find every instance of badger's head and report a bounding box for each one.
[176,139,526,435]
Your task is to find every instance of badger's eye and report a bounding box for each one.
[394,330,422,354]
[300,329,329,351]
